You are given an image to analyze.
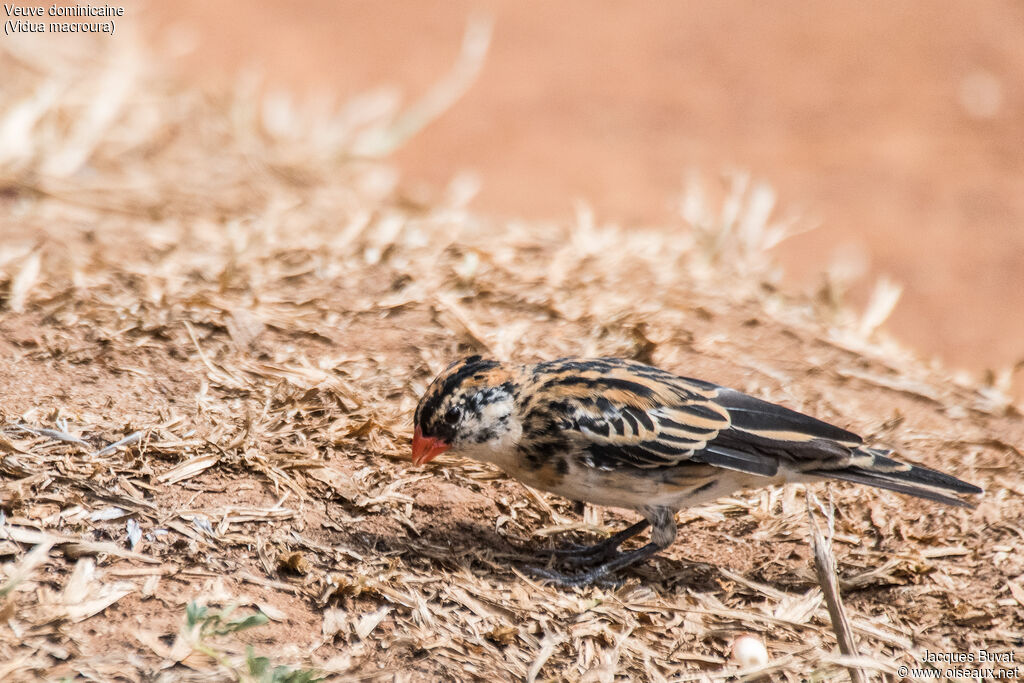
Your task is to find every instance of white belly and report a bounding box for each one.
[456,437,776,512]
[496,451,764,512]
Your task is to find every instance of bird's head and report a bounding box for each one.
[412,356,519,465]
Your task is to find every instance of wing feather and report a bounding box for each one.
[700,444,779,477]
[529,358,866,476]
[713,387,862,446]
[529,361,732,470]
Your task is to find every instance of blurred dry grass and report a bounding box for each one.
[0,29,1022,683]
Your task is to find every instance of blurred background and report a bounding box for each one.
[147,1,1023,383]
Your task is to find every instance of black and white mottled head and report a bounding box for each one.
[412,356,521,464]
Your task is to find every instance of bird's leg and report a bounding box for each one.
[538,519,650,566]
[530,507,677,586]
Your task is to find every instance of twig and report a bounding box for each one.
[96,430,143,456]
[806,490,868,683]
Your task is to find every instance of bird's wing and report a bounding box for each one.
[573,393,732,470]
[699,386,863,476]
[528,358,863,475]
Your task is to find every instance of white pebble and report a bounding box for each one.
[732,634,768,667]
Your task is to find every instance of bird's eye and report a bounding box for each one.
[443,406,462,425]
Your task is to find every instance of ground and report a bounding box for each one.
[1,18,1023,683]
[147,0,1024,385]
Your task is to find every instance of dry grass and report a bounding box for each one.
[1,28,1023,683]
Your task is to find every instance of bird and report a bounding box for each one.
[411,356,982,585]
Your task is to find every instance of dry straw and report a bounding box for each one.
[0,20,1022,683]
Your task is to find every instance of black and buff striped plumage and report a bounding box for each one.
[412,356,982,584]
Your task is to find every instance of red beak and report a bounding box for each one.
[412,426,451,465]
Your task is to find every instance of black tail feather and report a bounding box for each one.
[807,450,983,508]
[807,468,974,507]
[861,450,982,494]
